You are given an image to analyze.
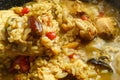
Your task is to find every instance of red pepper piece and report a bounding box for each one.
[21,7,29,15]
[68,53,80,59]
[68,53,76,59]
[81,15,88,20]
[46,32,56,40]
[99,12,104,17]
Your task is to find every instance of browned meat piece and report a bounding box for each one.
[75,19,97,41]
[95,17,117,39]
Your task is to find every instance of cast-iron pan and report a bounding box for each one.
[106,0,120,9]
[0,0,32,10]
[0,0,120,10]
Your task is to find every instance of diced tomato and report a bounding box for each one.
[21,7,29,15]
[68,53,80,59]
[46,32,56,40]
[68,53,75,59]
[9,56,30,73]
[81,15,88,20]
[99,12,104,17]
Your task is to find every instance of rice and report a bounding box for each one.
[0,0,119,80]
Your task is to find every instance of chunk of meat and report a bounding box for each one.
[9,56,30,73]
[95,17,117,39]
[75,19,97,41]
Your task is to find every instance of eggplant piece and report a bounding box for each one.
[59,74,77,80]
[87,58,113,72]
[28,16,43,38]
[0,0,32,10]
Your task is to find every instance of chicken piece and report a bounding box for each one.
[75,19,97,41]
[0,10,18,55]
[95,17,117,39]
[0,10,18,40]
